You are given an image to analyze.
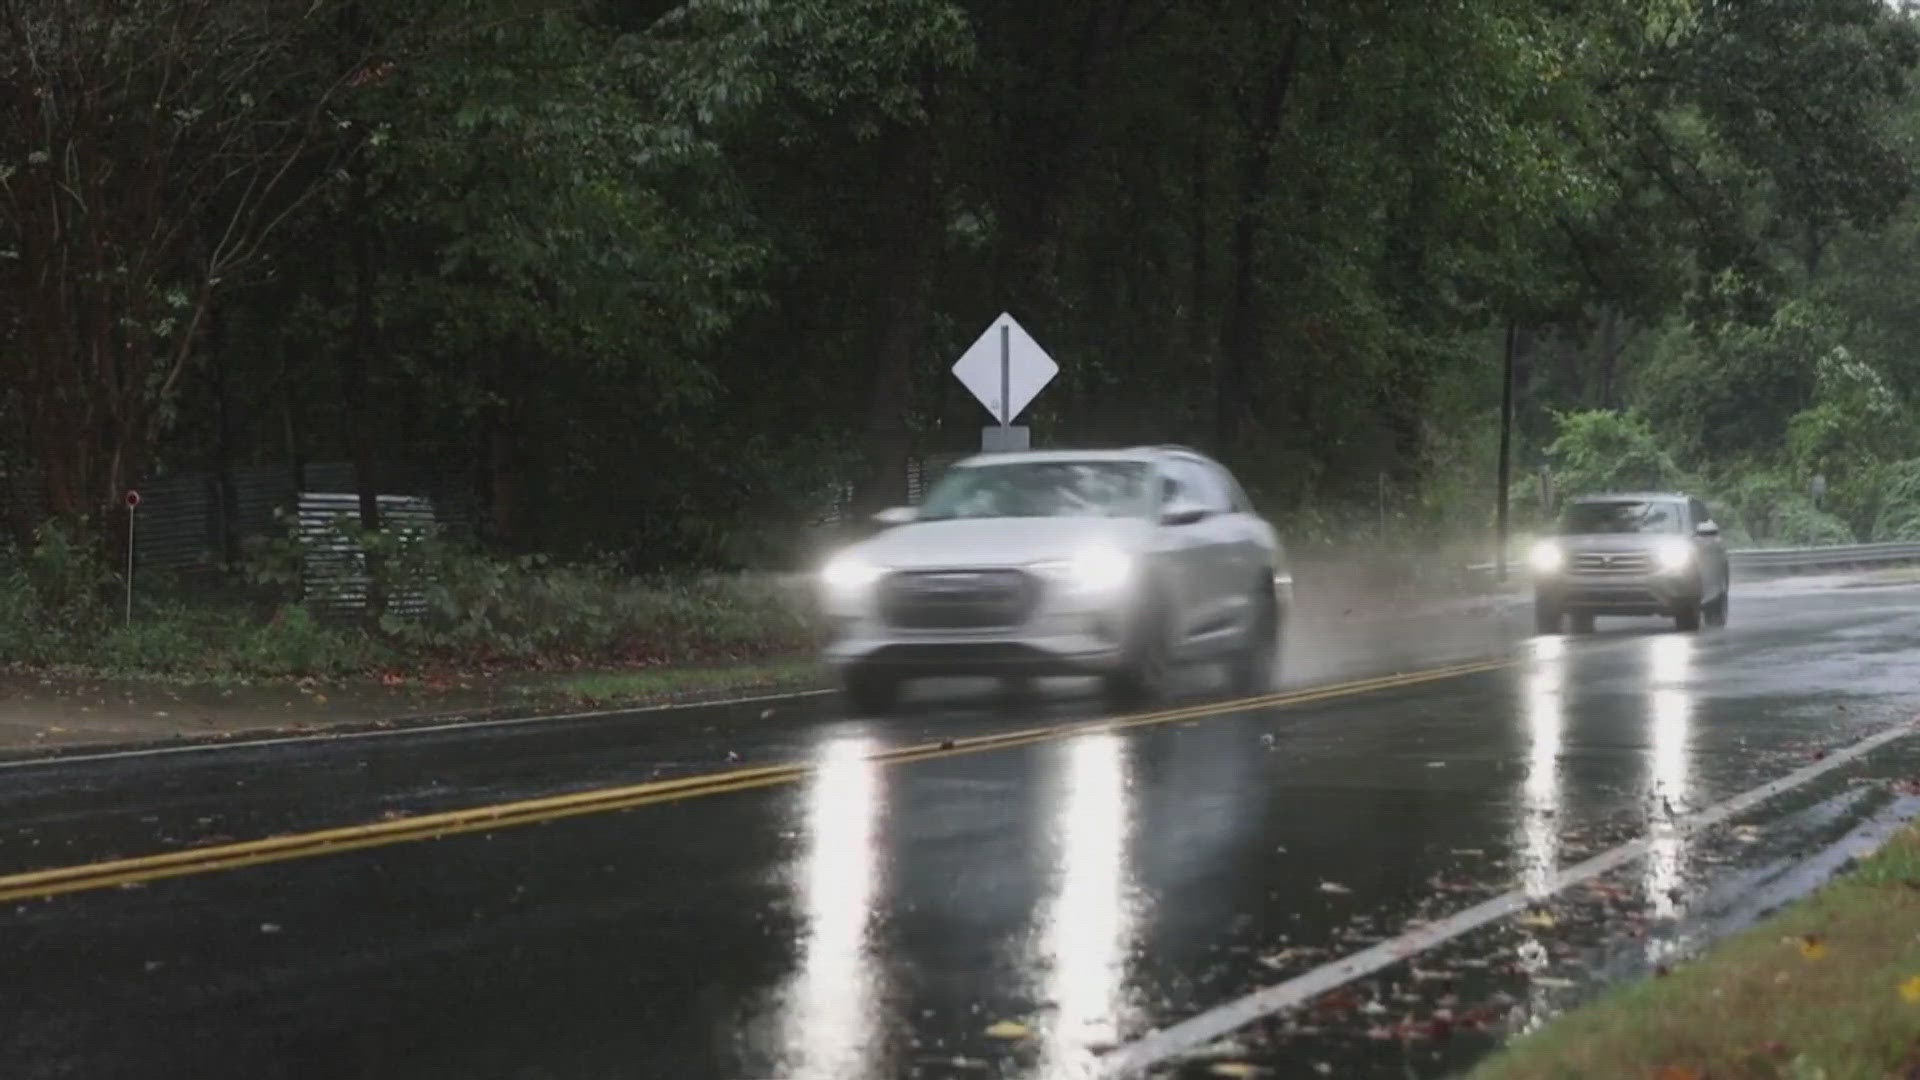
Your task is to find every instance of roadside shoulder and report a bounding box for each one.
[1471,811,1920,1079]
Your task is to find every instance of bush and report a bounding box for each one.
[1769,503,1855,547]
[1868,460,1920,541]
[358,539,816,663]
[83,601,381,677]
[0,518,115,659]
[1714,472,1854,545]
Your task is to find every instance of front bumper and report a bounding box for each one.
[820,565,1141,677]
[1534,571,1700,615]
[823,608,1130,676]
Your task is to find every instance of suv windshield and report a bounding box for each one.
[1559,500,1684,535]
[918,461,1153,520]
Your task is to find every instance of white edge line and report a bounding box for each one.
[0,687,837,772]
[1098,719,1920,1077]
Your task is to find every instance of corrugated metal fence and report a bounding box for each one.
[296,491,438,616]
[120,462,451,575]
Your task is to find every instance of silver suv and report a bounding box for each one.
[1529,493,1731,634]
[817,446,1290,712]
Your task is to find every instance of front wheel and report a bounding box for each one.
[1674,602,1702,633]
[1534,597,1562,635]
[1704,591,1729,628]
[841,666,900,714]
[1226,590,1282,697]
[1104,598,1172,710]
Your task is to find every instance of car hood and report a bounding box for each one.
[854,516,1150,570]
[1554,533,1680,552]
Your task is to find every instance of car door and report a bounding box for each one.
[1150,466,1212,643]
[1194,458,1269,628]
[1162,456,1240,644]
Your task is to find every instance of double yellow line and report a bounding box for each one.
[0,657,1512,905]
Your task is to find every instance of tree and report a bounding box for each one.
[0,0,358,527]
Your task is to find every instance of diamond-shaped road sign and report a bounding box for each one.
[951,312,1058,426]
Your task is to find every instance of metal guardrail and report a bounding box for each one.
[1471,541,1920,577]
[1729,541,1920,573]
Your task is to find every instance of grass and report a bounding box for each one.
[1471,823,1920,1080]
[527,659,824,708]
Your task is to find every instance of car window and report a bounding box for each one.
[1559,500,1685,535]
[917,460,1155,520]
[1689,498,1711,528]
[1167,457,1232,513]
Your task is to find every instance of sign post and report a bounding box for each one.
[123,490,141,627]
[952,312,1058,453]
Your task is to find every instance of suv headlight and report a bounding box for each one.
[821,552,884,594]
[1036,542,1135,593]
[1529,540,1563,574]
[1067,541,1133,591]
[1654,538,1693,573]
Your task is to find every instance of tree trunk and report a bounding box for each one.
[851,129,936,514]
[209,310,242,567]
[1217,21,1307,456]
[344,165,384,619]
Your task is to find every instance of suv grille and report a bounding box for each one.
[879,570,1039,630]
[1572,551,1652,575]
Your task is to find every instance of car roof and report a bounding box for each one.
[947,446,1202,468]
[1568,492,1691,503]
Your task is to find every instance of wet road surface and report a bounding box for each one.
[5,579,1920,1079]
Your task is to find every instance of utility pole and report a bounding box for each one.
[1496,320,1516,583]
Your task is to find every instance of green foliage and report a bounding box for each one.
[0,519,116,658]
[1716,471,1855,545]
[1867,460,1920,541]
[1634,299,1843,466]
[7,0,1920,573]
[1544,410,1690,495]
[372,538,817,661]
[1786,348,1913,477]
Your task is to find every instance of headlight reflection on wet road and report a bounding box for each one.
[1518,636,1566,901]
[1033,732,1140,1079]
[1515,636,1567,1028]
[1645,635,1695,947]
[777,736,886,1080]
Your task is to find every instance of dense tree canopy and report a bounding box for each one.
[4,0,1919,567]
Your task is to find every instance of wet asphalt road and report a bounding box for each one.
[5,579,1920,1079]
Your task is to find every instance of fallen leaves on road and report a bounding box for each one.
[1516,911,1558,930]
[1653,1066,1705,1080]
[1209,1065,1263,1078]
[1318,881,1352,895]
[984,1020,1030,1040]
[1900,975,1920,1003]
[1796,934,1828,961]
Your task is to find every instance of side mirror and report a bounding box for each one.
[1695,521,1720,538]
[1161,499,1210,527]
[873,506,917,526]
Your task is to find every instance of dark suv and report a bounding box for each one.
[1528,493,1731,634]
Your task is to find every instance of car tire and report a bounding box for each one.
[1674,602,1702,633]
[1570,612,1596,635]
[1227,587,1281,697]
[841,666,899,714]
[1705,591,1729,628]
[1534,598,1562,635]
[1104,592,1172,710]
